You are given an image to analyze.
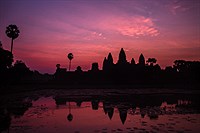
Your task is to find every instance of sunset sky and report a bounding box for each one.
[0,0,199,73]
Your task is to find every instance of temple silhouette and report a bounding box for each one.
[53,48,200,88]
[1,44,200,88]
[54,48,161,83]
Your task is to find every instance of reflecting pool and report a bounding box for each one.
[0,89,200,133]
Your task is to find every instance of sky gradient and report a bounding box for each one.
[0,0,200,73]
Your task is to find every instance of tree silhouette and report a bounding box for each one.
[0,46,13,71]
[0,110,11,133]
[56,64,61,69]
[173,60,200,73]
[67,53,73,71]
[0,41,2,48]
[147,58,157,66]
[12,60,31,76]
[75,66,83,73]
[5,24,20,53]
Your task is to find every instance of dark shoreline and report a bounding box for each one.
[1,81,200,95]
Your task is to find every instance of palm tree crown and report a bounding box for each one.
[68,53,73,60]
[67,53,73,71]
[5,24,20,53]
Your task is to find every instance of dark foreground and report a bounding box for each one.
[0,88,200,133]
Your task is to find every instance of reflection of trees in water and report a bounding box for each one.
[54,93,200,124]
[8,102,32,118]
[76,100,82,107]
[53,97,74,122]
[0,97,32,132]
[67,113,73,122]
[0,92,198,132]
[0,109,11,133]
[67,102,73,122]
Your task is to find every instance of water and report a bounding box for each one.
[0,89,200,133]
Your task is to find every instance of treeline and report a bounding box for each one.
[0,43,52,87]
[1,44,200,88]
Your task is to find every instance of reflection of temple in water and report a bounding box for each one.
[53,93,199,124]
[0,92,199,133]
[103,101,114,120]
[91,99,99,110]
[118,108,127,124]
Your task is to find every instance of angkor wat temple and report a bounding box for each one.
[54,48,200,87]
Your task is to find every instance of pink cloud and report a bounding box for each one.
[83,31,106,40]
[168,1,190,15]
[99,16,159,37]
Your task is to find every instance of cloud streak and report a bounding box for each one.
[88,15,160,38]
[114,16,159,37]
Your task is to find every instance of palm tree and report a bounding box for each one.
[67,53,73,71]
[146,58,157,66]
[5,24,20,53]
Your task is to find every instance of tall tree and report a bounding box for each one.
[5,24,20,53]
[0,41,2,48]
[0,44,13,71]
[67,53,73,71]
[146,58,157,66]
[173,60,187,72]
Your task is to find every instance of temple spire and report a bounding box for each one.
[117,48,127,64]
[139,53,145,66]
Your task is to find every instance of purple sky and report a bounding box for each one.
[0,0,200,73]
